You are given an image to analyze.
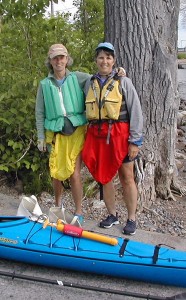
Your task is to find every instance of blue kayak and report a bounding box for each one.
[0,216,186,287]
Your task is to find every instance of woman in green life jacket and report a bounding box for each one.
[35,44,90,225]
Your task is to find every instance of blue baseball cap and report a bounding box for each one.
[95,42,115,54]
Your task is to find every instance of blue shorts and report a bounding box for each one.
[123,155,139,163]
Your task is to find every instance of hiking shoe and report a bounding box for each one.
[100,214,119,228]
[123,219,136,235]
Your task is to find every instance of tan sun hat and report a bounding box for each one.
[48,44,68,59]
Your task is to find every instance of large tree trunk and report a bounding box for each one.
[104,0,180,208]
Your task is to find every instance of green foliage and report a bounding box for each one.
[0,0,59,19]
[71,0,104,73]
[0,0,104,194]
[20,156,53,194]
[177,52,186,59]
[83,177,98,198]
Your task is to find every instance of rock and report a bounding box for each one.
[92,199,106,209]
[175,159,184,170]
[177,110,186,127]
[14,179,24,194]
[177,128,184,136]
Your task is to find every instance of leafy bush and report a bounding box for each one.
[0,0,104,194]
[0,13,73,193]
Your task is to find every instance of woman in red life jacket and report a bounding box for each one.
[82,42,143,235]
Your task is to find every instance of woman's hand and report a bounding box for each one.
[117,67,126,77]
[37,140,47,152]
[128,144,139,160]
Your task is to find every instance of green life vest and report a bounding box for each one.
[41,73,87,132]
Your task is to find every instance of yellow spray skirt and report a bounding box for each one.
[48,126,86,181]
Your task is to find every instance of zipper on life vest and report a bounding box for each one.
[98,87,102,121]
[98,84,103,134]
[58,87,66,116]
[98,80,115,144]
[91,78,116,142]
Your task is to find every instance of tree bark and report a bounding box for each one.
[104,0,180,208]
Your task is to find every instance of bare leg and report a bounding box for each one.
[53,178,63,207]
[70,153,83,215]
[103,181,116,216]
[118,161,137,221]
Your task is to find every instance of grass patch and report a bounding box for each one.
[177,53,186,59]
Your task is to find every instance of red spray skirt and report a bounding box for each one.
[82,122,129,184]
